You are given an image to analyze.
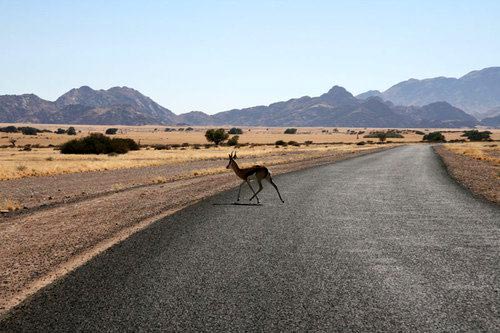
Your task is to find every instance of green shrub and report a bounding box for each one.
[19,127,39,135]
[288,140,300,146]
[364,131,403,139]
[205,128,229,145]
[275,140,287,146]
[284,128,297,134]
[423,131,446,142]
[0,126,18,133]
[229,127,243,135]
[105,128,119,135]
[154,144,171,150]
[60,133,139,154]
[461,130,492,141]
[55,128,67,134]
[67,127,77,135]
[227,135,239,146]
[357,141,366,145]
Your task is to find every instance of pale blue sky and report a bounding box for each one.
[1,0,499,114]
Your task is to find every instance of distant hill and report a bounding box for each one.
[357,67,500,119]
[182,87,478,128]
[0,84,481,128]
[479,114,500,127]
[0,86,177,125]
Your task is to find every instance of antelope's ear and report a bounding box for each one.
[234,153,237,159]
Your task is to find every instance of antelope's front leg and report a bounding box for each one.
[246,180,260,203]
[237,181,245,201]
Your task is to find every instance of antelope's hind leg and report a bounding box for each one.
[267,175,284,203]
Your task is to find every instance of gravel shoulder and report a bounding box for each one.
[434,145,499,204]
[0,146,388,315]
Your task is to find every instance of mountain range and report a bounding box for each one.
[356,67,500,119]
[1,67,499,128]
[0,86,177,125]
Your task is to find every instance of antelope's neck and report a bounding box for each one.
[231,161,243,176]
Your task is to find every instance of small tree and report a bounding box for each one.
[227,135,239,146]
[105,128,119,135]
[0,126,18,133]
[229,127,243,135]
[20,127,39,135]
[378,133,387,142]
[284,128,297,134]
[423,131,446,142]
[205,128,229,145]
[67,127,77,135]
[461,130,491,141]
[55,128,67,134]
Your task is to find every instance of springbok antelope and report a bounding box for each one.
[226,151,284,204]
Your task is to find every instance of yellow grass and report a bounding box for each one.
[0,196,22,211]
[2,123,498,147]
[0,144,386,181]
[444,142,500,166]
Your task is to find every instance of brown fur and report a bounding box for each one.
[226,152,284,203]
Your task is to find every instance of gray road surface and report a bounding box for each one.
[1,145,499,332]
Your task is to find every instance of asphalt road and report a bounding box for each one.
[1,145,499,332]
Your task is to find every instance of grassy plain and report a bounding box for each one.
[0,123,498,181]
[2,123,499,146]
[443,142,499,166]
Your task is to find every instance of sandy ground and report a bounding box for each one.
[0,145,389,316]
[434,145,499,204]
[2,123,498,147]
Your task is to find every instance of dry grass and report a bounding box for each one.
[2,123,498,147]
[444,142,500,166]
[0,196,22,212]
[0,144,389,181]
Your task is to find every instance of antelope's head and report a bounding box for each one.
[226,151,238,169]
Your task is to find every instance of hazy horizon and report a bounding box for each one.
[1,0,499,114]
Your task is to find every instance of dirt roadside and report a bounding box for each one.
[0,146,390,316]
[434,145,499,204]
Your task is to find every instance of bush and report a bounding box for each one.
[67,127,77,135]
[19,127,39,135]
[154,144,171,150]
[164,128,176,132]
[357,141,366,145]
[0,126,18,133]
[461,130,492,141]
[55,128,67,134]
[284,128,297,134]
[185,127,194,131]
[414,130,425,135]
[181,142,190,147]
[288,140,300,146]
[423,131,446,142]
[364,131,403,139]
[229,127,243,135]
[275,140,287,146]
[105,128,119,135]
[205,128,229,145]
[305,140,313,145]
[60,133,139,154]
[227,135,239,146]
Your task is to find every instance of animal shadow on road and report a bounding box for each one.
[212,202,263,206]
